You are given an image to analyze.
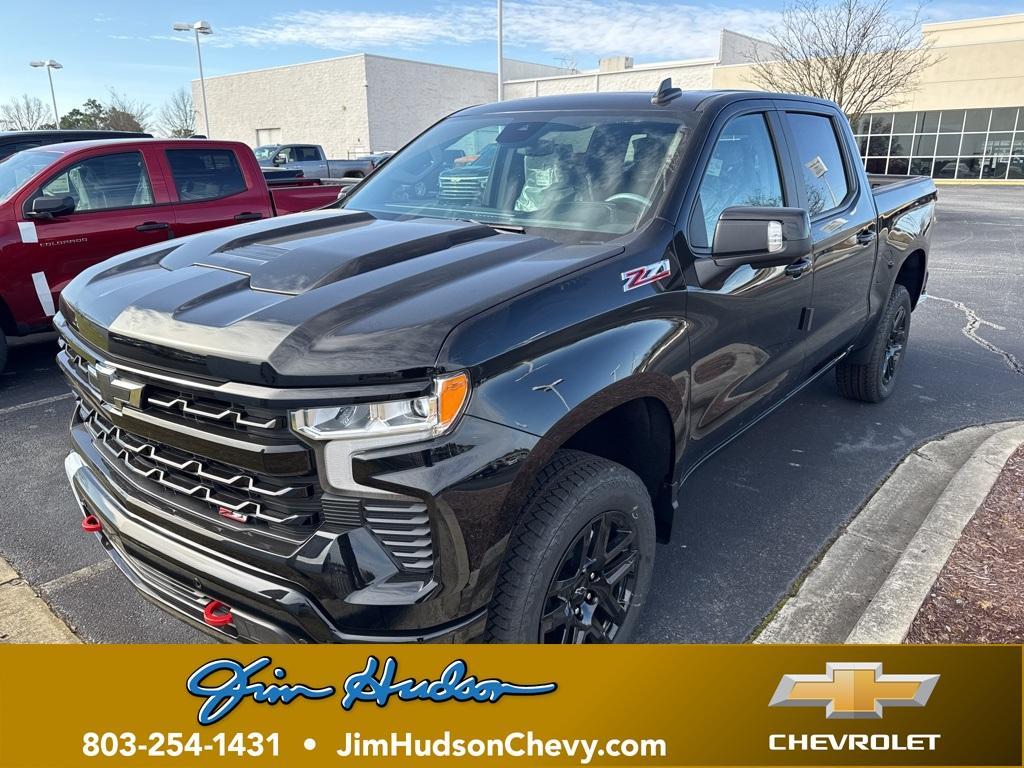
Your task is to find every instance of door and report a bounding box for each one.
[681,109,814,458]
[12,149,173,327]
[291,145,328,178]
[779,108,877,374]
[163,146,271,236]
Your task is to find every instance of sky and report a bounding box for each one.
[2,0,1021,121]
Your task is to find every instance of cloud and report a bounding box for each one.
[221,1,783,61]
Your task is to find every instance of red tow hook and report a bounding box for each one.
[81,514,102,533]
[203,600,233,627]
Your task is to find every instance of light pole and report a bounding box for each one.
[496,0,504,101]
[173,20,212,136]
[29,60,62,126]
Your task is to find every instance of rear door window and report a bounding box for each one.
[165,148,247,202]
[36,151,153,212]
[784,112,851,216]
[295,146,320,162]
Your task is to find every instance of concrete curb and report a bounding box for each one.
[847,423,1024,643]
[755,420,1024,645]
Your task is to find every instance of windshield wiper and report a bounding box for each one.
[456,217,526,234]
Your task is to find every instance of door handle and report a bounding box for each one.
[784,257,812,278]
[135,221,170,232]
[856,230,877,246]
[234,212,263,222]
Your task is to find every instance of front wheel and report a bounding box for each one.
[836,284,912,403]
[485,450,656,643]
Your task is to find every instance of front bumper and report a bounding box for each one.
[64,449,486,644]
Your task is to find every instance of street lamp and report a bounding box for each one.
[29,59,62,126]
[173,20,212,136]
[496,0,504,101]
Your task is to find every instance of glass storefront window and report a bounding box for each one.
[893,113,916,133]
[887,157,909,174]
[985,133,1013,155]
[959,134,985,156]
[858,107,1024,181]
[990,108,1018,132]
[964,109,990,132]
[939,110,965,133]
[890,134,913,155]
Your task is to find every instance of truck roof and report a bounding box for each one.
[459,89,841,116]
[15,137,252,156]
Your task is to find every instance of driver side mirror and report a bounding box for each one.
[27,195,75,220]
[272,153,286,166]
[711,206,811,267]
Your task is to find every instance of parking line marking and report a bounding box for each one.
[0,554,80,644]
[40,560,114,594]
[0,392,75,416]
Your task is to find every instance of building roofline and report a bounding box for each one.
[503,56,717,85]
[922,11,1024,32]
[195,52,562,83]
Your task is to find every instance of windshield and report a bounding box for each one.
[340,111,693,242]
[252,145,280,161]
[0,149,64,204]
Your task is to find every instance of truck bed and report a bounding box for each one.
[868,173,937,218]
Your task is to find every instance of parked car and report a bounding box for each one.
[0,130,151,162]
[0,138,342,371]
[58,87,935,644]
[254,143,389,179]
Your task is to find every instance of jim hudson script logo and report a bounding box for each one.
[185,656,557,725]
[767,662,941,753]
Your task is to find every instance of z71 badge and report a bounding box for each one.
[621,259,671,291]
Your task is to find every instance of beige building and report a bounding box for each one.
[200,12,1024,180]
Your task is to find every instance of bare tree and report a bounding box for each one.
[158,88,196,138]
[104,89,153,132]
[0,94,51,130]
[748,0,941,123]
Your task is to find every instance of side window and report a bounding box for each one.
[784,112,850,216]
[296,146,320,162]
[37,152,153,213]
[166,149,247,202]
[689,113,784,249]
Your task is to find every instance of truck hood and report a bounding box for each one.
[60,210,622,384]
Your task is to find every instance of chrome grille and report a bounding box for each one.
[81,404,319,528]
[438,174,486,203]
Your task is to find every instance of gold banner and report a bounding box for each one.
[0,645,1019,767]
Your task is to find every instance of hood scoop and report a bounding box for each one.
[173,212,500,296]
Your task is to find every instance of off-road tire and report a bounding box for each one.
[485,449,656,643]
[836,284,912,403]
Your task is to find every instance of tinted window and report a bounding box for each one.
[295,146,320,162]
[785,113,850,215]
[690,113,784,249]
[166,149,247,202]
[38,152,153,212]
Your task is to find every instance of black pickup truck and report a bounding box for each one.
[57,87,935,644]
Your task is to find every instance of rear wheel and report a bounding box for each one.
[485,450,656,643]
[836,284,912,403]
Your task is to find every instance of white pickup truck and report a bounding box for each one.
[253,143,390,179]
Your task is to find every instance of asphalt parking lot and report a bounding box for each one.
[1,185,1022,644]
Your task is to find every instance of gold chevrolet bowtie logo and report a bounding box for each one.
[770,662,939,719]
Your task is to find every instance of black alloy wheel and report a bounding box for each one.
[540,510,641,643]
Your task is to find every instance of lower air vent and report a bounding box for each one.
[321,497,362,529]
[321,497,433,571]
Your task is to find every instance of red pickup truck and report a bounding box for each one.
[0,139,341,371]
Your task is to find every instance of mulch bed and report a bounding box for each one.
[905,445,1024,644]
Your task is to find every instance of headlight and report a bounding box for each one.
[290,372,470,442]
